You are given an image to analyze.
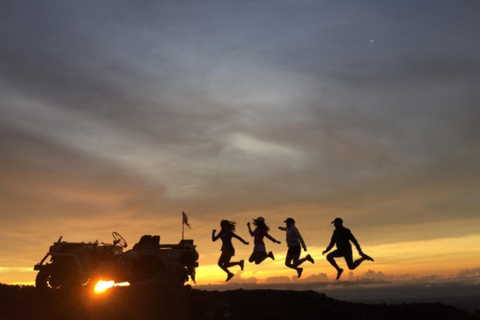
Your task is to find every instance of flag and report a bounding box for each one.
[182,211,191,229]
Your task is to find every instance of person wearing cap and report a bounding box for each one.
[278,218,314,278]
[322,217,374,280]
[247,217,281,265]
[212,220,250,282]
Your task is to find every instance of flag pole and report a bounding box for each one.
[182,211,190,241]
[182,212,184,240]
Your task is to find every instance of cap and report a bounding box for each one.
[331,217,343,224]
[284,218,295,224]
[253,216,265,222]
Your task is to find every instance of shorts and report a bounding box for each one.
[221,248,235,257]
[254,244,266,253]
[287,246,301,255]
[329,249,352,259]
[249,248,267,263]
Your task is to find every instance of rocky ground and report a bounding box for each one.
[0,283,477,320]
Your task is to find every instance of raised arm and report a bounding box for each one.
[232,232,249,245]
[212,229,220,242]
[247,222,254,236]
[265,233,281,244]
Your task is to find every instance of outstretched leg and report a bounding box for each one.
[218,254,244,281]
[226,260,243,269]
[345,252,374,270]
[285,247,304,278]
[285,251,298,270]
[296,254,315,267]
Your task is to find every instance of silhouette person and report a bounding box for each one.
[247,217,281,264]
[278,218,314,278]
[322,217,374,280]
[212,220,249,281]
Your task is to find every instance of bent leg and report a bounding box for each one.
[296,256,307,266]
[286,246,301,268]
[226,260,242,268]
[291,252,300,267]
[326,251,343,270]
[285,252,297,270]
[297,253,314,266]
[327,250,345,279]
[248,251,256,263]
[255,252,268,265]
[345,252,366,270]
[218,255,232,274]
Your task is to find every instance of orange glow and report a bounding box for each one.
[93,280,130,294]
[94,280,115,294]
[192,235,480,285]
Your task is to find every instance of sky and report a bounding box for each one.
[1,0,480,288]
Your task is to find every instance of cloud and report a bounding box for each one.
[265,276,292,284]
[358,270,388,281]
[226,271,257,285]
[457,268,480,278]
[303,273,329,282]
[0,267,32,274]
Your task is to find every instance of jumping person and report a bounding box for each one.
[247,217,281,264]
[322,217,374,280]
[212,220,249,281]
[278,218,314,278]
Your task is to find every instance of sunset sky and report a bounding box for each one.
[1,1,480,287]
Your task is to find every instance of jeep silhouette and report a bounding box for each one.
[34,232,198,292]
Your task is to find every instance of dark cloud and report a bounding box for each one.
[457,268,480,278]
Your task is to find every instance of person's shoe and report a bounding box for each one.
[267,251,275,260]
[306,254,315,264]
[361,253,374,261]
[297,268,303,278]
[239,260,245,271]
[226,273,234,282]
[336,268,344,280]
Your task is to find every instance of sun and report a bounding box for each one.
[94,280,115,294]
[93,280,130,294]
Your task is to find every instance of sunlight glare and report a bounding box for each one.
[93,280,130,294]
[94,280,115,294]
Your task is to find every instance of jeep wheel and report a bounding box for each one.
[35,265,65,292]
[35,264,84,293]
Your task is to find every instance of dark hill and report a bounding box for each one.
[0,283,476,320]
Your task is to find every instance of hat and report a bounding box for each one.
[253,217,265,222]
[331,217,343,224]
[284,218,295,224]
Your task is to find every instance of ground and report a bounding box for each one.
[0,283,476,320]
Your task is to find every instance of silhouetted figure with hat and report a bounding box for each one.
[279,218,314,278]
[247,217,281,264]
[322,217,374,280]
[212,220,249,281]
